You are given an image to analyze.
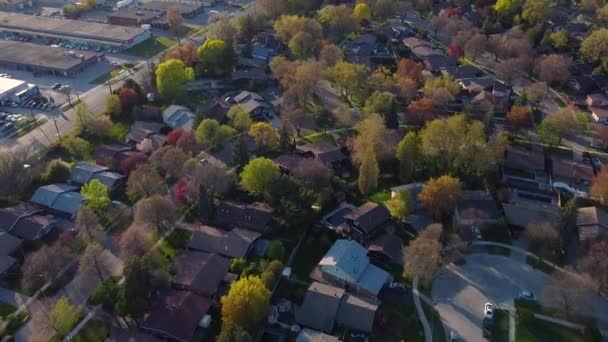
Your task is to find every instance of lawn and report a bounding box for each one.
[0,302,16,318]
[122,36,177,58]
[156,228,192,270]
[369,188,391,204]
[73,319,110,342]
[492,309,510,342]
[89,66,127,85]
[516,318,590,342]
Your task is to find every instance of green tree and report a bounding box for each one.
[358,147,379,195]
[81,179,110,213]
[197,39,236,77]
[396,131,420,182]
[494,0,522,21]
[240,157,280,196]
[48,297,82,338]
[363,91,395,117]
[221,276,271,331]
[227,105,252,131]
[105,94,121,117]
[386,190,413,220]
[41,159,71,184]
[423,75,461,96]
[317,4,358,41]
[156,59,194,100]
[266,240,286,261]
[288,31,315,59]
[232,134,250,167]
[326,61,369,100]
[236,14,260,41]
[353,3,371,22]
[537,119,562,146]
[580,29,608,68]
[249,122,278,150]
[117,256,157,318]
[548,30,568,49]
[522,0,552,24]
[194,119,236,150]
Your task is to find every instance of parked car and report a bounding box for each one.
[472,226,482,240]
[519,291,536,301]
[450,330,459,341]
[484,303,495,319]
[52,83,62,90]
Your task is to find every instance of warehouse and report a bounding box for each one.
[0,12,150,48]
[0,40,105,77]
[0,77,39,105]
[107,1,203,28]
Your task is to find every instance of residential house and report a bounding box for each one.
[92,171,127,195]
[315,239,391,298]
[453,191,500,228]
[141,289,212,342]
[170,250,231,297]
[576,206,608,242]
[550,156,595,188]
[273,155,331,185]
[296,328,340,342]
[461,77,511,114]
[295,281,378,334]
[69,161,126,194]
[296,142,348,169]
[126,121,166,153]
[441,65,480,80]
[162,105,195,131]
[30,184,82,218]
[367,233,404,265]
[187,224,262,259]
[213,201,273,233]
[422,55,457,73]
[232,91,273,121]
[342,202,392,242]
[390,182,432,232]
[251,32,279,62]
[0,203,57,240]
[231,68,270,88]
[0,232,22,277]
[199,98,230,123]
[93,144,132,168]
[587,93,608,124]
[402,37,430,50]
[502,147,549,188]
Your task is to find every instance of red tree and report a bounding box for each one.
[396,58,425,84]
[506,105,532,131]
[172,178,189,204]
[119,87,138,112]
[166,128,185,146]
[165,41,198,66]
[448,43,464,57]
[407,98,436,125]
[119,153,148,174]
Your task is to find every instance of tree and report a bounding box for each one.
[207,13,237,44]
[185,158,234,199]
[240,157,280,196]
[526,82,550,110]
[363,91,396,127]
[580,29,608,66]
[232,134,250,167]
[288,31,315,60]
[249,122,278,149]
[522,0,553,24]
[358,148,379,195]
[194,119,236,150]
[547,109,580,137]
[464,33,487,60]
[256,0,285,19]
[540,270,598,319]
[75,205,103,243]
[403,224,443,287]
[424,75,461,96]
[41,159,71,184]
[395,58,424,84]
[351,114,392,165]
[326,61,369,99]
[319,44,343,66]
[149,145,188,180]
[81,179,110,213]
[133,195,176,232]
[85,115,112,138]
[48,297,82,338]
[448,43,464,57]
[119,87,138,113]
[218,321,252,342]
[266,240,286,261]
[126,163,165,202]
[418,175,462,219]
[166,128,185,146]
[534,54,572,86]
[197,39,236,77]
[227,105,253,131]
[506,105,532,131]
[236,14,260,41]
[273,15,321,45]
[317,5,358,41]
[119,153,148,175]
[156,59,194,101]
[396,131,420,182]
[387,190,413,220]
[591,168,608,206]
[353,3,371,22]
[104,94,121,118]
[166,5,183,33]
[118,256,156,318]
[537,119,561,147]
[406,98,436,125]
[220,276,271,332]
[548,30,568,49]
[165,41,198,66]
[369,67,396,93]
[578,239,608,292]
[118,224,153,258]
[494,0,522,22]
[22,242,72,292]
[78,243,107,282]
[395,76,418,103]
[525,222,561,261]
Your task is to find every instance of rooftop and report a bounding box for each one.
[171,250,230,296]
[214,201,273,233]
[0,41,102,71]
[0,77,26,94]
[343,202,391,233]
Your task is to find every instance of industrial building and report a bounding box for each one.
[0,77,39,105]
[107,1,203,28]
[0,0,34,12]
[0,40,105,77]
[0,12,150,48]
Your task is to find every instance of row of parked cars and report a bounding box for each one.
[49,40,119,54]
[0,113,26,135]
[21,99,52,111]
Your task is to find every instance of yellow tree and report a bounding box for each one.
[418,175,462,219]
[358,147,379,195]
[220,276,271,332]
[353,3,371,22]
[249,122,278,149]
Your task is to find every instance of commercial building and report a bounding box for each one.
[0,12,150,48]
[0,77,40,105]
[0,0,34,12]
[107,1,203,28]
[0,40,105,77]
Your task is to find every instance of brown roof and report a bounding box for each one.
[591,106,608,119]
[343,202,391,233]
[171,251,230,297]
[187,224,261,259]
[214,201,273,233]
[402,37,431,49]
[200,99,230,123]
[0,232,22,256]
[296,142,347,165]
[142,290,211,342]
[577,207,608,241]
[273,154,307,173]
[504,147,545,171]
[126,121,164,143]
[368,233,403,263]
[335,293,378,333]
[551,156,595,182]
[93,144,132,163]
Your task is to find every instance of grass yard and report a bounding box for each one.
[156,228,192,270]
[516,318,589,342]
[89,66,127,85]
[369,188,391,203]
[73,319,110,342]
[122,36,177,58]
[0,302,16,318]
[492,309,510,342]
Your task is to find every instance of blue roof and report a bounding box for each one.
[91,171,126,190]
[70,161,108,185]
[319,240,390,295]
[30,184,78,207]
[50,191,83,217]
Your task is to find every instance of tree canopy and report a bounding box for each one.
[156,59,194,100]
[197,39,236,77]
[221,275,271,332]
[418,175,462,219]
[194,119,236,150]
[240,157,281,196]
[81,179,110,213]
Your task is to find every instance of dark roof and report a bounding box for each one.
[200,99,230,123]
[423,55,457,71]
[0,204,56,241]
[456,193,500,223]
[343,202,391,233]
[126,121,163,143]
[295,282,344,333]
[214,201,273,233]
[187,225,261,259]
[335,293,378,333]
[0,255,15,275]
[91,171,126,190]
[0,202,41,231]
[171,251,230,296]
[504,147,545,171]
[69,161,108,185]
[296,142,347,165]
[550,156,595,182]
[577,207,608,241]
[142,290,211,342]
[30,184,78,208]
[441,65,480,79]
[368,233,403,263]
[93,144,132,163]
[0,232,22,256]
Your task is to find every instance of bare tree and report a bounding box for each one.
[525,222,561,262]
[78,243,107,282]
[0,147,33,200]
[184,159,234,200]
[133,195,177,232]
[75,206,103,243]
[403,223,444,287]
[166,6,183,34]
[118,224,153,258]
[22,242,72,292]
[540,269,598,319]
[534,54,572,86]
[149,145,189,180]
[126,163,167,202]
[578,239,608,292]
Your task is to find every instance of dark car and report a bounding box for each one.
[51,83,62,90]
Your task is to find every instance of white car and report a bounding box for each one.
[484,303,495,319]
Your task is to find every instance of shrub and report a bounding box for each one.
[266,240,286,261]
[41,159,71,184]
[89,278,120,312]
[230,258,246,274]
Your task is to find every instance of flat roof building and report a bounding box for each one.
[0,40,105,77]
[0,77,40,105]
[0,12,150,48]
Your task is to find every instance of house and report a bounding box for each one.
[576,207,608,242]
[231,68,270,88]
[213,201,273,233]
[342,202,392,242]
[503,199,559,229]
[251,32,279,62]
[453,191,500,228]
[0,255,15,278]
[125,121,164,145]
[30,184,83,217]
[170,250,231,297]
[411,46,444,59]
[586,93,608,107]
[422,55,457,73]
[141,290,212,342]
[187,224,262,259]
[0,231,22,277]
[390,183,424,208]
[295,281,378,334]
[441,65,480,80]
[232,91,273,121]
[316,239,391,297]
[162,105,195,130]
[136,134,167,154]
[0,203,57,240]
[402,37,431,50]
[199,98,230,123]
[91,171,127,195]
[273,155,331,184]
[93,144,132,167]
[296,142,348,169]
[503,147,548,184]
[550,156,595,187]
[296,328,340,342]
[70,162,108,185]
[367,233,404,265]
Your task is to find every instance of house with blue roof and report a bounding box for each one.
[70,161,126,194]
[30,183,83,218]
[317,239,391,298]
[162,105,195,131]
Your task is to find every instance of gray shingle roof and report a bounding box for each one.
[30,184,78,207]
[171,251,230,296]
[69,161,108,185]
[295,282,344,333]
